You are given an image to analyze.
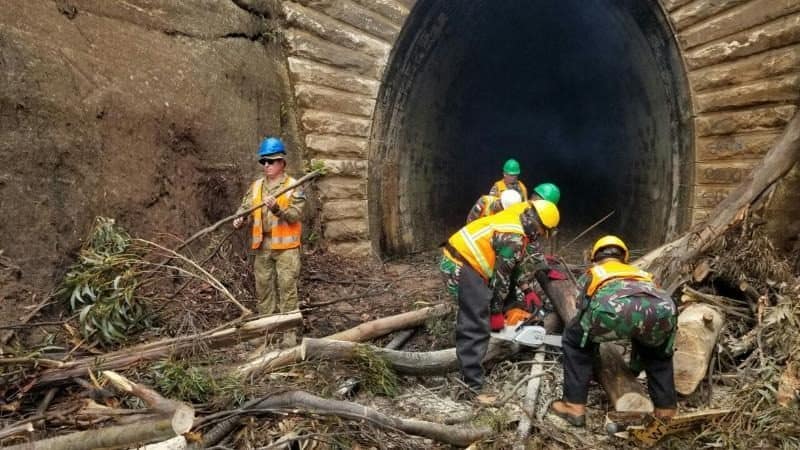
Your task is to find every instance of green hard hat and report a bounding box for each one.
[503,159,521,175]
[533,182,561,205]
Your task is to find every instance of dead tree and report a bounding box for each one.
[637,111,800,286]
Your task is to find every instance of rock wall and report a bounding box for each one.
[0,0,301,288]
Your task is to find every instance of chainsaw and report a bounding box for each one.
[491,324,562,348]
[605,408,732,448]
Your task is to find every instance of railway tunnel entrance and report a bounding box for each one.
[369,0,692,258]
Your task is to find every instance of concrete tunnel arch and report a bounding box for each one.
[368,0,693,258]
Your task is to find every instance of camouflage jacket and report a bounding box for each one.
[576,273,676,347]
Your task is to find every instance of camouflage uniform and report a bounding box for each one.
[465,196,504,223]
[238,174,306,316]
[561,271,678,408]
[440,223,549,389]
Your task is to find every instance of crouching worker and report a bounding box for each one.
[440,200,560,391]
[550,235,677,426]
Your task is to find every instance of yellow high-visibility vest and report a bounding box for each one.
[447,208,526,280]
[492,179,528,200]
[586,260,653,296]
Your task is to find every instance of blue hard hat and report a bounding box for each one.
[257,137,286,159]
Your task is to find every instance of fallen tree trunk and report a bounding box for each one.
[35,312,301,387]
[236,304,451,376]
[242,390,491,447]
[672,304,725,395]
[300,337,516,375]
[536,273,653,412]
[637,111,800,286]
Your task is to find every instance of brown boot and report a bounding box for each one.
[654,407,677,420]
[550,400,587,427]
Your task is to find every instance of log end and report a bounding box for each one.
[614,393,654,413]
[171,404,195,435]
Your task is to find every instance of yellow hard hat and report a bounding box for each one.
[531,200,560,230]
[591,235,629,262]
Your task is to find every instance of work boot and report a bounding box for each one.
[550,400,587,427]
[654,407,677,420]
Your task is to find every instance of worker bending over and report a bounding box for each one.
[440,200,560,391]
[550,235,677,426]
[466,190,522,223]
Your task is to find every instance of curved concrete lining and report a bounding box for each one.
[369,0,693,256]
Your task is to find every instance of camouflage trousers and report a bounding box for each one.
[254,245,301,315]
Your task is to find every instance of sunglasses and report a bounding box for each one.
[260,159,283,166]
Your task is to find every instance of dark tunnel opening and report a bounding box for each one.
[369,0,693,259]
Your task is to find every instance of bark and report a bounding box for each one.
[236,304,451,376]
[536,274,653,412]
[35,312,301,387]
[247,390,491,447]
[637,111,800,286]
[672,304,725,395]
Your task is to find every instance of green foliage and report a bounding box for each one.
[58,217,149,346]
[150,359,216,404]
[353,345,399,398]
[148,360,246,407]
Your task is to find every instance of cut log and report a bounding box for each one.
[536,274,653,412]
[241,390,491,447]
[596,344,653,412]
[236,304,451,376]
[3,415,192,450]
[34,312,301,387]
[637,111,800,286]
[672,304,725,395]
[102,370,195,434]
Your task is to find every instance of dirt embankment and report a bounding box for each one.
[0,0,301,296]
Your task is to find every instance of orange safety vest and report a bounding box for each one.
[250,176,302,250]
[585,260,653,296]
[492,179,528,201]
[446,208,527,280]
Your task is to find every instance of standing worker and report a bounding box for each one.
[440,200,560,392]
[233,137,306,345]
[550,235,678,426]
[489,159,528,200]
[466,190,523,223]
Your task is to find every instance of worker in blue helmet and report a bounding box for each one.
[233,137,306,345]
